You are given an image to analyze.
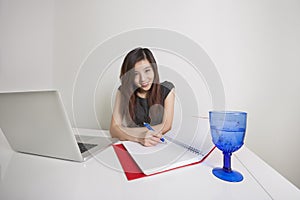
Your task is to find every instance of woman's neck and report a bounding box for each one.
[136,90,148,98]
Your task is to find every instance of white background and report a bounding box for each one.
[0,0,299,189]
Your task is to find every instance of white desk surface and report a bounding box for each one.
[0,128,299,200]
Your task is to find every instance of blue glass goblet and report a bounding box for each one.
[209,111,247,182]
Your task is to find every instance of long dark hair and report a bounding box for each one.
[119,47,161,126]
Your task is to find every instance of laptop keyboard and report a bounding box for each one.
[77,142,97,153]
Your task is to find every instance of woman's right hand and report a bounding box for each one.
[138,130,163,147]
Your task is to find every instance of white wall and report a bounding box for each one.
[0,0,54,90]
[1,0,299,189]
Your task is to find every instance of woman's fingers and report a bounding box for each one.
[141,130,163,146]
[146,130,162,138]
[143,135,161,146]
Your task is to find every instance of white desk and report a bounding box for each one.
[0,129,299,200]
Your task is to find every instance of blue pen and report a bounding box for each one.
[143,122,166,143]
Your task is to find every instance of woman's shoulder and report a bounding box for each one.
[160,81,174,100]
[160,81,175,90]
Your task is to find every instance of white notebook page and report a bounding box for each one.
[122,118,214,175]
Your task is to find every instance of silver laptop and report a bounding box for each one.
[0,90,115,162]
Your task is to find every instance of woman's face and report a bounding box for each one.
[134,59,154,92]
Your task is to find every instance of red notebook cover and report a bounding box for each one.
[113,143,215,181]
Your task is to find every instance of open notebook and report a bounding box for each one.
[114,118,215,180]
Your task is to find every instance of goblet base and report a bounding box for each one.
[212,167,243,182]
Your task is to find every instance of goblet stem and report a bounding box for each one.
[223,152,232,172]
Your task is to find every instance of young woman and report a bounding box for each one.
[110,47,175,147]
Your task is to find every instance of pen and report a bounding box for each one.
[143,122,166,143]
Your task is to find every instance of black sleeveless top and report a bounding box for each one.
[120,81,175,127]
